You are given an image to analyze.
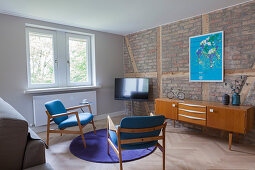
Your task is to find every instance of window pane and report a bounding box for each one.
[69,37,88,83]
[29,32,55,84]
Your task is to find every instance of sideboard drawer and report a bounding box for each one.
[178,114,206,126]
[179,103,206,112]
[178,109,206,119]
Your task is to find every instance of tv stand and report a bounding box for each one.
[130,100,134,117]
[155,98,254,150]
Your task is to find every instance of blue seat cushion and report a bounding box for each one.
[58,112,93,129]
[45,100,68,125]
[109,125,158,150]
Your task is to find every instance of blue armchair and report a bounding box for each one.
[45,100,96,148]
[107,114,166,170]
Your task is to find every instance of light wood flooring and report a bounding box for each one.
[38,115,255,170]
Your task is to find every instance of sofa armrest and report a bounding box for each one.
[22,138,46,169]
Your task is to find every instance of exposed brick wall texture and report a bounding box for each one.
[162,16,202,73]
[124,28,157,73]
[209,2,255,70]
[123,1,255,143]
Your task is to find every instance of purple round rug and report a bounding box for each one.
[69,129,156,163]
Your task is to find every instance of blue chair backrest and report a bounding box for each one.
[45,100,68,125]
[119,115,165,142]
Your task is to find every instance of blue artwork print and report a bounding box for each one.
[189,31,223,82]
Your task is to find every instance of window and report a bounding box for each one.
[66,34,91,86]
[26,26,95,89]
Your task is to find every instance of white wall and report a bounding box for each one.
[0,13,124,124]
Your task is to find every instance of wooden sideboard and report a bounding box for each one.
[155,98,255,150]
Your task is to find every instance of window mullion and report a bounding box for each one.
[56,31,67,87]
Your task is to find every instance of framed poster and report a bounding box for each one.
[189,31,224,82]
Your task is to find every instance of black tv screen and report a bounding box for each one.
[115,78,149,101]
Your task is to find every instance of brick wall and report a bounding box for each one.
[162,16,202,73]
[123,1,255,143]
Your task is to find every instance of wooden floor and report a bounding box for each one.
[38,115,255,170]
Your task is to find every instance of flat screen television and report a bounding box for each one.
[115,78,149,101]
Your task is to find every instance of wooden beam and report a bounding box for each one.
[162,72,189,78]
[240,77,255,104]
[202,14,210,101]
[225,69,255,76]
[202,14,209,34]
[202,83,210,101]
[124,72,157,78]
[125,36,138,73]
[160,69,255,79]
[157,26,163,98]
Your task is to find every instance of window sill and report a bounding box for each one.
[24,85,101,94]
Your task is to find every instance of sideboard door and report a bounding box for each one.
[207,106,246,133]
[155,100,178,120]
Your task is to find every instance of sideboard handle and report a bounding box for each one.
[210,109,214,112]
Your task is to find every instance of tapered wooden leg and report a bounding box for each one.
[119,150,123,170]
[107,118,109,155]
[173,120,175,128]
[91,119,96,135]
[117,128,123,170]
[46,117,50,147]
[229,132,233,150]
[163,124,166,170]
[76,113,86,148]
[80,130,86,148]
[60,133,62,136]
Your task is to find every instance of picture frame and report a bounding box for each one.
[189,31,224,82]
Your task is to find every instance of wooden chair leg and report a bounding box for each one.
[118,149,123,170]
[60,133,62,136]
[88,105,96,135]
[117,128,123,170]
[46,117,50,147]
[76,114,86,148]
[107,118,109,155]
[91,119,96,135]
[163,124,166,170]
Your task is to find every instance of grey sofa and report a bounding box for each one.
[0,98,53,170]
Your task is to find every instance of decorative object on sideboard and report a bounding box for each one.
[222,94,230,105]
[232,92,240,106]
[224,76,247,106]
[167,88,185,100]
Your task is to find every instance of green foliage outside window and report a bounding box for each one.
[69,39,88,83]
[29,33,55,84]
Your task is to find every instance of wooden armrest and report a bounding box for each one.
[66,104,90,111]
[50,111,78,118]
[107,115,117,132]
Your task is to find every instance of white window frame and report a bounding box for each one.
[25,24,96,90]
[66,33,92,86]
[26,27,58,89]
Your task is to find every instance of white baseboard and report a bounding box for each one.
[31,110,127,133]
